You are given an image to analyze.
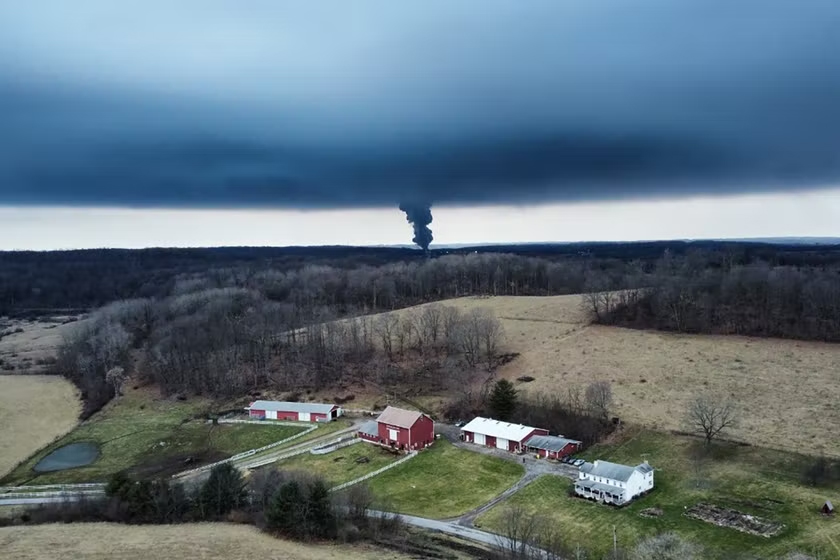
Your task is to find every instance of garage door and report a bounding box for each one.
[496,438,508,450]
[474,433,485,446]
[299,412,310,422]
[266,410,277,420]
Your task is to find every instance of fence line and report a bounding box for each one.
[0,490,105,500]
[0,483,105,493]
[173,424,318,478]
[310,437,360,455]
[330,451,417,492]
[217,419,320,427]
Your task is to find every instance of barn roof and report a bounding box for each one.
[461,417,544,443]
[358,420,379,438]
[246,400,336,414]
[580,460,653,482]
[826,500,835,510]
[526,435,581,452]
[376,406,425,429]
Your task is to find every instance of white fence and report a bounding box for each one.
[172,424,318,478]
[0,490,105,500]
[330,451,417,492]
[217,419,312,427]
[0,483,105,493]
[310,437,360,455]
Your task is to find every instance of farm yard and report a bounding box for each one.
[0,523,413,560]
[367,440,524,519]
[1,386,314,485]
[475,428,840,558]
[359,295,840,457]
[0,375,80,478]
[272,440,402,486]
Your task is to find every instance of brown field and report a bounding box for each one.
[0,523,410,560]
[0,317,86,374]
[0,375,80,478]
[357,295,840,457]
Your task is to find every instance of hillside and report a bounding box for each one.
[365,295,840,456]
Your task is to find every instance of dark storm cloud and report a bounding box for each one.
[1,1,840,209]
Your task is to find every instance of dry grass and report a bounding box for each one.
[0,523,411,560]
[0,375,80,478]
[357,295,840,457]
[0,317,85,374]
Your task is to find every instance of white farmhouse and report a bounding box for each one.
[574,459,654,505]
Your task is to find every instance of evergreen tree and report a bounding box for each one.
[199,463,247,518]
[489,379,518,421]
[306,479,335,539]
[267,480,306,537]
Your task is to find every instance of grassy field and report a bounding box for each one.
[0,317,86,374]
[0,523,411,560]
[475,429,840,558]
[0,375,80,478]
[2,387,309,485]
[342,295,840,457]
[367,440,524,519]
[274,441,401,486]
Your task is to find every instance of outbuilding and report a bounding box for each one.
[357,406,435,451]
[245,400,342,422]
[525,435,582,459]
[460,417,549,453]
[822,500,835,515]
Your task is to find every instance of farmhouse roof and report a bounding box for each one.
[526,435,581,452]
[461,417,544,442]
[358,420,379,438]
[246,400,336,414]
[580,460,636,482]
[376,406,425,429]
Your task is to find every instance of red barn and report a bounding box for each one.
[357,406,435,451]
[245,400,342,422]
[525,435,582,459]
[460,417,549,453]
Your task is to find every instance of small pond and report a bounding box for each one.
[34,442,101,472]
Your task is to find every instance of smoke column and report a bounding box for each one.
[399,202,433,251]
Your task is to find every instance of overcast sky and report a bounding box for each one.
[1,1,839,249]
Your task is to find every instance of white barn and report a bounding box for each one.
[574,459,654,505]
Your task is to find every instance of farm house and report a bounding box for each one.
[525,435,582,459]
[245,400,342,422]
[460,417,549,453]
[357,406,435,451]
[574,459,654,505]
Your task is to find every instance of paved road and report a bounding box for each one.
[371,510,548,558]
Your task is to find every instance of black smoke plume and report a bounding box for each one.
[399,202,433,251]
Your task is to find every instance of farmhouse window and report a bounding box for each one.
[388,428,398,440]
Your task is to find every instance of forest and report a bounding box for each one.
[6,241,840,419]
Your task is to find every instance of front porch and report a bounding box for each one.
[574,481,628,506]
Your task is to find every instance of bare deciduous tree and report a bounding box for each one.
[585,381,613,420]
[105,366,126,396]
[685,394,738,447]
[497,505,545,559]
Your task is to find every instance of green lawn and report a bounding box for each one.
[275,441,400,486]
[367,440,525,519]
[2,388,308,485]
[475,429,840,558]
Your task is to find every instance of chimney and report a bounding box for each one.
[594,460,600,467]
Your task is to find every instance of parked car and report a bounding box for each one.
[560,456,571,464]
[572,459,586,467]
[455,420,465,428]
